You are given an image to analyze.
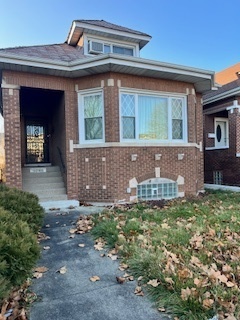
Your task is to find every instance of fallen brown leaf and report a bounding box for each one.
[90,275,100,282]
[116,276,125,284]
[147,279,160,287]
[35,266,48,273]
[134,286,144,296]
[118,263,128,271]
[57,266,67,274]
[33,272,43,279]
[69,228,77,234]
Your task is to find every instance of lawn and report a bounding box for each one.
[91,190,240,320]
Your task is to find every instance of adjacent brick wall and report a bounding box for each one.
[204,97,240,185]
[215,63,240,85]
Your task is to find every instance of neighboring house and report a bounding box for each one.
[0,19,216,203]
[203,71,240,186]
[215,63,240,85]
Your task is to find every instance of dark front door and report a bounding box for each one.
[25,121,49,163]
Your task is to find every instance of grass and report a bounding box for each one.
[91,190,240,320]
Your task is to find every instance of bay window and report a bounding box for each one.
[120,91,186,142]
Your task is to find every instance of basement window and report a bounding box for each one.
[213,171,223,185]
[137,178,178,200]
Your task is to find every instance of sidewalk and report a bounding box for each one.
[30,207,170,320]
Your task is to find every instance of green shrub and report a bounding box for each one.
[0,184,44,232]
[0,208,40,290]
[0,261,11,301]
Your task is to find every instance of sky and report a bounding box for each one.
[0,0,240,72]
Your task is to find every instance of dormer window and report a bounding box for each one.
[88,40,134,56]
[112,45,133,56]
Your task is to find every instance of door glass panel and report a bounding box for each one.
[216,124,222,142]
[26,123,49,163]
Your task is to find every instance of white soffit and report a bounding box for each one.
[0,52,216,93]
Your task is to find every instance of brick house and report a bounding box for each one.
[203,68,240,186]
[0,20,216,203]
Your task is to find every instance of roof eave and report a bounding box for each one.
[0,52,216,94]
[203,87,240,105]
[67,21,152,49]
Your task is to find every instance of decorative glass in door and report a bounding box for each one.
[215,119,228,148]
[26,123,49,163]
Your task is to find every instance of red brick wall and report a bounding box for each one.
[3,70,204,201]
[2,86,22,188]
[76,146,201,202]
[2,70,79,198]
[74,73,203,201]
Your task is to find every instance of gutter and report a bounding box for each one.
[203,87,240,104]
[0,51,215,79]
[0,52,217,93]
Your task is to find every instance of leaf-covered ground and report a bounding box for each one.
[91,190,240,320]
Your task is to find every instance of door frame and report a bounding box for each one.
[214,117,229,148]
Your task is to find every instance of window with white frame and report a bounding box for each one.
[88,40,134,56]
[78,91,104,143]
[120,91,186,142]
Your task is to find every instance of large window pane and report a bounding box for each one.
[121,94,135,139]
[120,92,186,142]
[172,98,183,139]
[85,118,102,140]
[138,96,168,140]
[122,118,135,139]
[84,94,103,140]
[113,46,133,56]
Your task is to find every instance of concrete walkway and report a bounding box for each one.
[30,207,170,320]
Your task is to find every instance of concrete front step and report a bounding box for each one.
[22,171,62,178]
[23,176,64,184]
[22,165,60,173]
[38,194,68,202]
[23,181,64,190]
[22,165,67,202]
[30,187,66,197]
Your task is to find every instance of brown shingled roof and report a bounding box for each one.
[74,19,151,37]
[0,43,86,62]
[203,78,240,101]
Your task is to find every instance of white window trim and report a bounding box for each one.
[205,146,229,150]
[119,89,188,144]
[85,34,138,57]
[214,117,229,149]
[78,89,105,144]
